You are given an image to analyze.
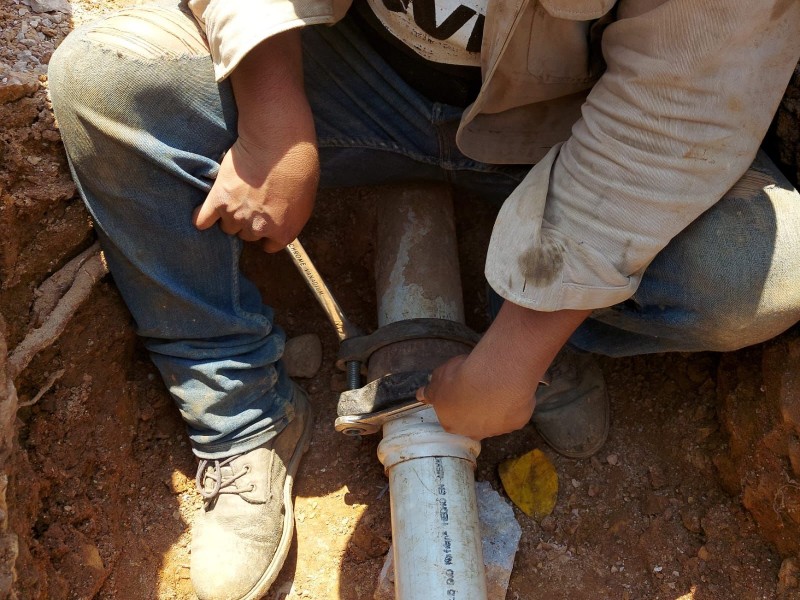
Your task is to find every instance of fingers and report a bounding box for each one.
[262,238,289,253]
[417,354,468,406]
[192,201,220,231]
[193,200,279,243]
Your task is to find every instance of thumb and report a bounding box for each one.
[416,385,430,404]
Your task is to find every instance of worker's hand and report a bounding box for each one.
[193,28,319,253]
[416,302,591,440]
[193,129,319,252]
[418,351,537,441]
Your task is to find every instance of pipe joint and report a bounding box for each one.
[377,411,481,471]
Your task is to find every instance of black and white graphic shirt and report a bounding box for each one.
[366,0,487,66]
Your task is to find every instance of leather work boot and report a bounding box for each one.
[533,349,610,459]
[191,386,314,600]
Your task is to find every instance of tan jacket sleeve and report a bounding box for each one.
[486,0,800,311]
[187,0,348,81]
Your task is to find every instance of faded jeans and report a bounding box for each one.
[48,4,800,459]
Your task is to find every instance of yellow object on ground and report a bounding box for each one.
[498,449,559,519]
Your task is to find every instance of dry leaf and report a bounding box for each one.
[498,448,559,519]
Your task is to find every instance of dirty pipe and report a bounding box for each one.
[370,185,488,600]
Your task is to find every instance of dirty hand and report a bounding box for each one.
[193,130,319,253]
[417,302,591,440]
[192,28,318,253]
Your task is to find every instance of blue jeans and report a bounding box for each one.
[48,4,800,458]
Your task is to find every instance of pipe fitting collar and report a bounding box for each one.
[377,420,481,470]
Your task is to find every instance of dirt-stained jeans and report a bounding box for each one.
[48,3,800,458]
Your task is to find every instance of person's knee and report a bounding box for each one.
[49,6,207,110]
[668,241,800,352]
[79,6,208,60]
[686,302,800,352]
[657,152,800,351]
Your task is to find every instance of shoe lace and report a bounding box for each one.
[195,455,253,501]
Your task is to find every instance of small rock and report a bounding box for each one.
[139,404,155,422]
[78,543,104,571]
[540,515,557,533]
[29,0,70,13]
[607,454,619,466]
[778,557,800,595]
[282,334,322,379]
[680,510,703,534]
[587,484,600,498]
[648,465,667,489]
[697,546,710,561]
[0,72,38,103]
[643,493,670,516]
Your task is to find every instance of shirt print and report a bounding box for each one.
[366,0,487,66]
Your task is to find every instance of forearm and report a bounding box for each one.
[468,302,590,419]
[229,29,313,146]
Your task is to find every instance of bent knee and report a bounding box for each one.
[81,5,208,59]
[50,5,207,83]
[687,302,800,352]
[49,6,212,123]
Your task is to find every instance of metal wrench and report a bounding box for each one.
[335,400,427,435]
[285,239,363,387]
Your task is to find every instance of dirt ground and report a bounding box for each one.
[3,1,800,599]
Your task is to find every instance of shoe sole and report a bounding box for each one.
[243,387,315,600]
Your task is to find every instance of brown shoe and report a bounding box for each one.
[191,386,313,600]
[533,349,610,459]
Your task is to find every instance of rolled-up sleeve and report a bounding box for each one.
[486,0,800,311]
[188,0,343,81]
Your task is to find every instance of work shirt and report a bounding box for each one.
[187,0,800,312]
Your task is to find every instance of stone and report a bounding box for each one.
[0,72,38,104]
[643,492,670,516]
[282,334,322,379]
[648,465,667,490]
[29,0,70,13]
[778,557,800,597]
[374,481,522,600]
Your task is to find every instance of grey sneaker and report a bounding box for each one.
[533,349,610,459]
[191,386,314,600]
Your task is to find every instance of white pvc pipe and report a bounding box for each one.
[371,185,488,600]
[378,411,487,599]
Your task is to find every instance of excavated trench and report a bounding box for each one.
[3,0,800,597]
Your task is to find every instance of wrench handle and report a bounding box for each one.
[285,239,362,342]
